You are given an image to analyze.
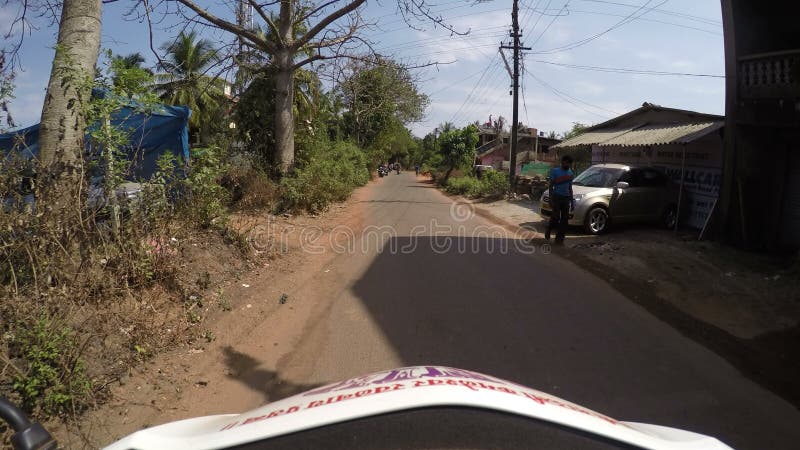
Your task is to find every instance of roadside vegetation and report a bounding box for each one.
[444,170,510,199]
[0,5,428,440]
[408,122,510,199]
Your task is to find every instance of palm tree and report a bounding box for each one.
[115,52,147,70]
[155,32,227,142]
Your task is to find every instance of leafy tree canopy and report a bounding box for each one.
[562,122,588,140]
[339,57,429,148]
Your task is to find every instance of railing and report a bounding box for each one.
[739,49,800,99]
[475,138,501,155]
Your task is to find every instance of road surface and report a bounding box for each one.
[90,172,800,449]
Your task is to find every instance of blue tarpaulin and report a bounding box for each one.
[0,91,191,180]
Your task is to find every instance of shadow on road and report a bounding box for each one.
[348,236,796,450]
[222,346,321,402]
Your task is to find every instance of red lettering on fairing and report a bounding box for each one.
[522,392,618,425]
[458,380,479,391]
[219,421,238,431]
[374,384,400,393]
[335,393,355,402]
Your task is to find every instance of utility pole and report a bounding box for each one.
[500,0,530,185]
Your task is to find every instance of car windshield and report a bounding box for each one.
[572,167,624,188]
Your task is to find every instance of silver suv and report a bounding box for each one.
[539,163,680,234]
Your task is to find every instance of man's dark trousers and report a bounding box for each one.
[548,194,571,242]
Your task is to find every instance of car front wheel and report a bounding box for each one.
[662,204,678,229]
[584,206,609,234]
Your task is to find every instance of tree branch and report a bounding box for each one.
[293,0,366,51]
[247,0,281,43]
[174,0,276,53]
[296,0,340,24]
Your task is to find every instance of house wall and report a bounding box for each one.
[479,152,507,169]
[720,0,800,249]
[591,132,723,228]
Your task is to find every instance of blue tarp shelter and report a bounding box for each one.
[0,90,191,180]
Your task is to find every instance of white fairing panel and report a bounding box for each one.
[103,366,734,450]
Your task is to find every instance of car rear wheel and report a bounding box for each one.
[662,204,678,229]
[584,206,609,235]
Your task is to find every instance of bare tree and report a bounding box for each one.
[36,0,103,212]
[152,0,464,174]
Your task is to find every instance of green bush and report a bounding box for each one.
[445,176,483,197]
[280,141,370,212]
[9,317,92,416]
[180,146,231,227]
[444,171,510,199]
[480,170,510,198]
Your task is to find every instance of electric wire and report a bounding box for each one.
[529,1,570,49]
[525,67,619,117]
[573,0,721,26]
[449,53,500,123]
[531,0,664,54]
[530,59,726,78]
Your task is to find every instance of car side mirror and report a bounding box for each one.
[615,181,630,189]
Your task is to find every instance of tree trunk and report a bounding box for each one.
[444,165,454,182]
[273,50,295,174]
[273,1,295,174]
[37,0,103,212]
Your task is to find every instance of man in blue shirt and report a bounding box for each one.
[546,155,575,244]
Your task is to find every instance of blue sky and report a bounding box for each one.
[2,0,724,137]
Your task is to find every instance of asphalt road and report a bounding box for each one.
[263,172,800,450]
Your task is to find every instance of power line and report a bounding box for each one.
[521,59,531,126]
[529,1,570,49]
[404,42,505,61]
[452,63,505,124]
[378,6,510,34]
[563,8,722,35]
[449,54,500,123]
[519,0,544,35]
[524,67,619,116]
[375,28,507,54]
[573,0,721,26]
[525,0,553,40]
[530,59,726,78]
[453,59,512,124]
[427,66,489,98]
[531,0,664,55]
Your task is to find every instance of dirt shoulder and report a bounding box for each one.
[468,196,800,409]
[47,185,370,449]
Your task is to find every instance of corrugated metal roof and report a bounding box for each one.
[601,122,723,147]
[552,122,723,149]
[552,127,639,148]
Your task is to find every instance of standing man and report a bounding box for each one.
[414,164,420,176]
[546,155,575,244]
